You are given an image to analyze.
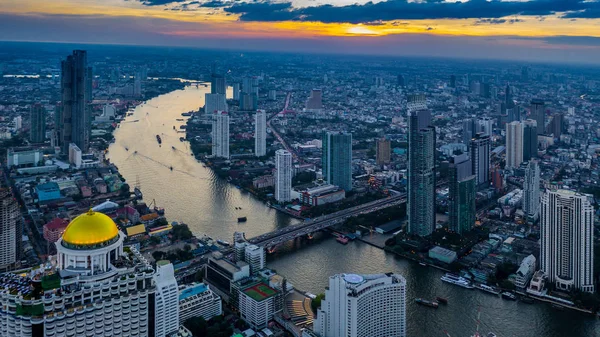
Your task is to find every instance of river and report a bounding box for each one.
[108,85,599,337]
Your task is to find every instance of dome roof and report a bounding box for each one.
[62,209,119,247]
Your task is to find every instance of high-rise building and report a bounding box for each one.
[211,111,229,159]
[242,76,259,96]
[29,103,46,143]
[470,132,490,189]
[540,190,595,293]
[523,119,538,161]
[322,132,353,192]
[204,93,228,115]
[1,210,178,336]
[477,117,493,137]
[530,99,545,135]
[232,82,241,100]
[178,283,223,324]
[154,261,180,337]
[505,84,515,110]
[397,74,405,87]
[0,185,21,271]
[314,273,407,337]
[407,98,436,237]
[254,110,267,157]
[462,118,477,148]
[275,149,292,202]
[505,121,523,169]
[60,50,91,153]
[240,93,258,111]
[210,64,226,95]
[244,244,265,274]
[550,112,563,138]
[376,138,391,166]
[448,154,476,235]
[449,75,456,88]
[305,89,323,111]
[52,103,62,148]
[523,160,540,222]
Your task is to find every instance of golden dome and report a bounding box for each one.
[62,209,119,247]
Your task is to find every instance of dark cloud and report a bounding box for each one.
[141,0,187,5]
[199,0,230,8]
[224,0,599,24]
[475,18,525,25]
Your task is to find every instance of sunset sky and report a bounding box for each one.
[2,0,600,63]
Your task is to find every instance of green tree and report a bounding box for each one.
[311,293,325,312]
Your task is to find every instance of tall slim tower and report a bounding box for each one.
[462,118,477,148]
[255,110,267,157]
[210,63,226,95]
[523,119,538,161]
[523,160,540,222]
[314,273,407,337]
[448,154,476,235]
[0,186,21,271]
[469,132,490,189]
[154,261,180,337]
[29,103,46,143]
[407,95,436,237]
[505,121,523,169]
[322,132,353,191]
[275,149,292,202]
[211,111,229,159]
[530,99,545,135]
[60,50,91,153]
[540,190,595,293]
[376,138,391,166]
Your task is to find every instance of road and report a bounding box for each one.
[267,92,300,162]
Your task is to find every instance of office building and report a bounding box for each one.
[314,273,407,337]
[0,210,175,336]
[407,98,436,237]
[232,82,240,100]
[178,283,222,324]
[275,149,292,202]
[470,133,490,189]
[60,50,91,153]
[523,160,540,222]
[530,99,545,135]
[244,244,265,274]
[255,110,267,157]
[505,84,515,110]
[6,147,44,168]
[29,103,46,143]
[154,261,180,337]
[0,186,21,271]
[397,74,405,87]
[449,75,456,88]
[540,190,595,293]
[376,138,391,166]
[210,65,226,95]
[204,93,228,115]
[322,132,353,192]
[242,76,259,96]
[235,279,282,330]
[477,117,494,137]
[204,252,250,302]
[462,118,477,148]
[448,154,476,235]
[550,113,563,138]
[505,121,523,169]
[305,89,323,111]
[69,143,82,168]
[523,119,538,161]
[240,93,258,111]
[211,111,229,159]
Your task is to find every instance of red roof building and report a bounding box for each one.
[43,218,69,243]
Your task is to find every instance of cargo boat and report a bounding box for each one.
[415,298,438,308]
[156,134,162,145]
[436,297,448,304]
[237,217,247,223]
[336,236,349,245]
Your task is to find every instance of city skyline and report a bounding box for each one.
[2,0,600,64]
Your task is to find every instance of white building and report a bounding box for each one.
[205,93,228,115]
[255,110,267,157]
[513,254,536,289]
[178,283,222,324]
[505,121,523,169]
[244,244,265,275]
[477,117,494,137]
[0,187,20,270]
[96,104,116,122]
[13,116,22,131]
[523,160,540,222]
[275,149,292,202]
[236,281,281,330]
[540,190,595,293]
[211,111,229,159]
[314,273,407,337]
[154,261,180,337]
[1,210,174,337]
[68,143,82,168]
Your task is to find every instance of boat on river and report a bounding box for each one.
[501,292,517,301]
[441,273,474,289]
[237,217,247,223]
[474,283,500,295]
[436,296,448,304]
[336,236,349,245]
[156,135,162,145]
[415,298,438,308]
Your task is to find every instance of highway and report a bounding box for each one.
[267,92,300,161]
[247,193,407,248]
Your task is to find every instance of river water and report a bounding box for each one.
[108,86,599,337]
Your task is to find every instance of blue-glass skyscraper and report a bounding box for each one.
[322,132,352,192]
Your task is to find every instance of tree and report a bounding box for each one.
[311,293,325,312]
[152,251,165,261]
[120,183,130,196]
[149,236,161,245]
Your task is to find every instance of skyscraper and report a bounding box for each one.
[0,185,21,271]
[154,261,180,337]
[244,244,265,274]
[254,110,267,157]
[305,89,323,112]
[232,82,241,101]
[376,137,391,166]
[505,84,515,110]
[505,121,523,169]
[204,93,228,115]
[530,99,545,135]
[60,50,91,153]
[470,132,490,189]
[407,96,436,237]
[523,119,538,161]
[477,117,493,137]
[275,149,292,202]
[540,190,595,293]
[449,75,456,88]
[397,74,405,87]
[29,103,46,143]
[550,112,563,138]
[210,64,226,95]
[448,154,476,235]
[523,160,540,222]
[322,132,353,192]
[211,111,229,159]
[314,273,406,337]
[462,118,477,148]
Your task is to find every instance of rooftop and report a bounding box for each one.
[242,282,277,302]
